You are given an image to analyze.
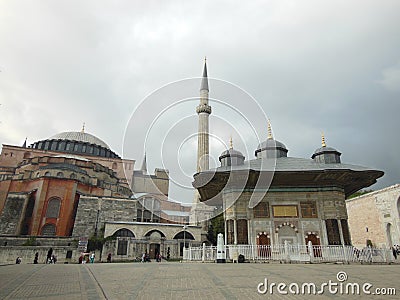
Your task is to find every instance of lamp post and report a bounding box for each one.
[183,225,187,249]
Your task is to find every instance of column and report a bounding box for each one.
[233,219,238,245]
[337,219,345,245]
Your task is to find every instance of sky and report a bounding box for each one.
[0,0,399,204]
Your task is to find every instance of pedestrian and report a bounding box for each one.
[52,254,57,264]
[141,252,145,263]
[34,252,38,264]
[90,252,95,263]
[79,255,83,264]
[107,253,112,263]
[393,246,398,260]
[16,257,21,264]
[46,248,53,264]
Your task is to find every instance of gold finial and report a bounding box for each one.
[81,122,85,133]
[229,136,233,149]
[321,132,326,147]
[267,119,273,139]
[204,56,207,62]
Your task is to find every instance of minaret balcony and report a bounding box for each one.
[196,104,212,114]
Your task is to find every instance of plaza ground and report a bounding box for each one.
[0,262,399,299]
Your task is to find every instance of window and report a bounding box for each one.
[70,173,77,179]
[237,219,248,244]
[254,202,269,218]
[113,228,135,238]
[41,223,56,236]
[112,162,117,169]
[58,141,66,151]
[50,142,57,151]
[227,220,234,244]
[46,197,61,218]
[325,219,341,245]
[117,240,128,255]
[272,205,298,217]
[82,145,87,153]
[56,172,64,178]
[300,202,317,218]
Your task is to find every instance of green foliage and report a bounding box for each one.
[207,213,224,246]
[23,237,39,246]
[348,189,374,199]
[87,234,115,251]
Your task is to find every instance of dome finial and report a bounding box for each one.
[267,119,273,139]
[81,122,85,133]
[229,136,233,149]
[321,132,326,147]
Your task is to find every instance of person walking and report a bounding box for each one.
[393,246,398,260]
[90,252,95,263]
[33,252,39,264]
[16,257,21,264]
[107,253,112,263]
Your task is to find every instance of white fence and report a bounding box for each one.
[183,243,395,264]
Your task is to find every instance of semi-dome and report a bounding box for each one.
[30,129,120,159]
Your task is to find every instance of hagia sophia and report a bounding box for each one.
[0,61,399,263]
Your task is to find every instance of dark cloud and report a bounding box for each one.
[1,0,399,203]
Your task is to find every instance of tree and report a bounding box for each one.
[348,189,374,199]
[207,213,224,246]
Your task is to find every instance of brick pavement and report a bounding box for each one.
[0,262,399,299]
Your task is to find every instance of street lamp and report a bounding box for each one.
[183,225,187,250]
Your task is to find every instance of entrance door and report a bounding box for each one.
[257,234,271,258]
[306,234,322,257]
[149,243,160,259]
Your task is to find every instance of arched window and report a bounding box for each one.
[70,173,77,179]
[113,228,135,238]
[41,223,56,236]
[173,231,195,240]
[44,171,51,176]
[46,197,61,218]
[56,172,64,178]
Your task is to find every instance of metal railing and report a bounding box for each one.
[183,243,395,264]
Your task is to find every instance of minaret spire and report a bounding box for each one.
[141,153,147,174]
[267,119,273,139]
[229,136,233,149]
[22,138,27,148]
[321,132,326,147]
[200,57,209,91]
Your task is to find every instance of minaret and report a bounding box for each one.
[191,58,214,230]
[196,58,212,172]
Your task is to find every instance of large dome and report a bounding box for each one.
[50,131,110,149]
[30,130,120,159]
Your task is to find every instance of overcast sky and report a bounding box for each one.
[1,0,399,204]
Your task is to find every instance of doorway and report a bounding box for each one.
[305,233,322,257]
[149,243,160,259]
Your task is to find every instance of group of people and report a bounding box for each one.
[78,252,96,264]
[141,252,162,262]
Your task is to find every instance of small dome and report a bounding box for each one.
[311,134,341,164]
[50,131,109,149]
[255,138,288,158]
[219,147,245,167]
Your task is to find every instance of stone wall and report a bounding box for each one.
[346,184,400,248]
[0,246,79,264]
[0,193,28,235]
[72,196,137,238]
